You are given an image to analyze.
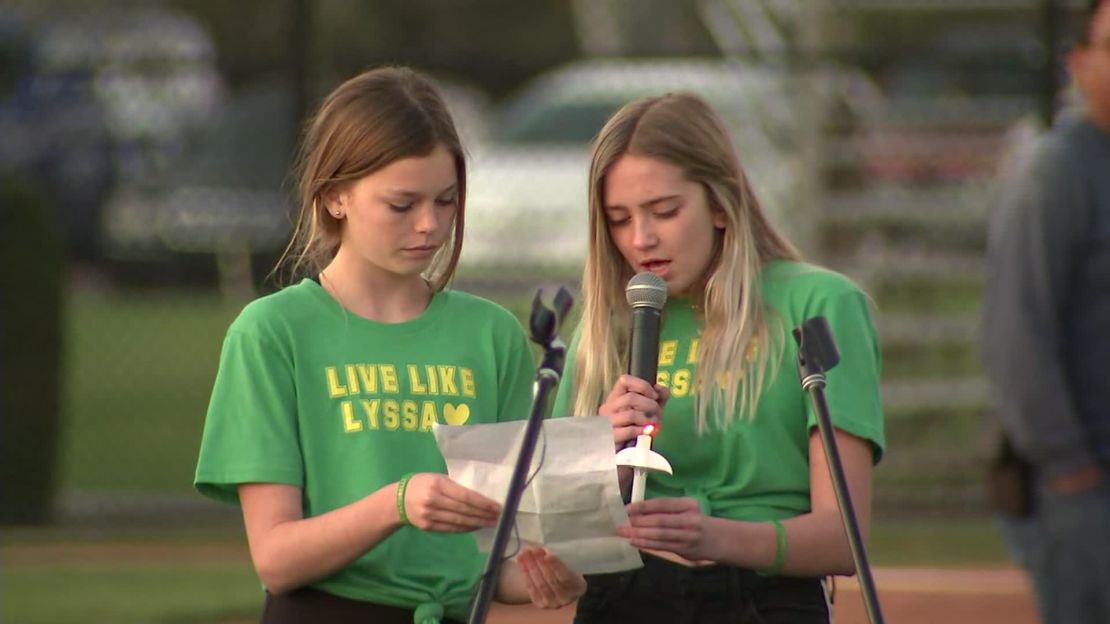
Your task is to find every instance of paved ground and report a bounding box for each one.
[488,567,1039,624]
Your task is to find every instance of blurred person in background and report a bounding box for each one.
[982,1,1110,622]
[194,66,584,624]
[552,92,885,624]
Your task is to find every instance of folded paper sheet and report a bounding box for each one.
[433,416,643,575]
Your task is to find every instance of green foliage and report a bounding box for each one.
[169,0,582,99]
[0,174,64,524]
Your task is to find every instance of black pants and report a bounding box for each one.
[574,553,830,624]
[261,587,465,624]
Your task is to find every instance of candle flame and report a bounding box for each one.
[643,423,658,436]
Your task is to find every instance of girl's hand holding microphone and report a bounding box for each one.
[599,374,670,449]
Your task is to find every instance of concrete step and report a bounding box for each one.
[882,378,990,414]
[823,183,992,224]
[879,314,980,344]
[833,250,984,283]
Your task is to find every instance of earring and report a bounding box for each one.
[332,211,343,218]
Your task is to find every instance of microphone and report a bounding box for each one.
[619,271,668,463]
[626,271,667,392]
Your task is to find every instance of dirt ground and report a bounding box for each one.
[4,542,1039,623]
[488,567,1039,624]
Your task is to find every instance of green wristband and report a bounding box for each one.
[760,518,787,576]
[396,472,415,526]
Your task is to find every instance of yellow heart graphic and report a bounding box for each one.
[443,403,470,425]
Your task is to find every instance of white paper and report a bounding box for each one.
[433,415,643,575]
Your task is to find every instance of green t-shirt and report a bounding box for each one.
[552,261,885,521]
[195,279,535,620]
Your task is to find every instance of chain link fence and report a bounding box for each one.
[2,0,1091,527]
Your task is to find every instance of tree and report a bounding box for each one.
[0,174,64,524]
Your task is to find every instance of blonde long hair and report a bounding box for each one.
[276,66,466,289]
[572,92,802,432]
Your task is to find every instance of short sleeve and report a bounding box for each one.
[805,290,885,463]
[549,325,582,418]
[194,329,304,504]
[497,319,538,423]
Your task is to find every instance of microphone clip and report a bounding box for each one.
[792,316,840,389]
[529,286,574,378]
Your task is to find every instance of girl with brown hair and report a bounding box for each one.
[196,66,584,624]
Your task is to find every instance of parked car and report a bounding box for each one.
[120,74,490,270]
[106,80,294,264]
[0,7,225,263]
[458,58,879,280]
[0,9,114,261]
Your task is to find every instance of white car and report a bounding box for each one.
[459,58,874,280]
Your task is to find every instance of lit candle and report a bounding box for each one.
[630,424,658,503]
[615,422,672,504]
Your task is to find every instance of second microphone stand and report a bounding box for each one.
[793,316,884,624]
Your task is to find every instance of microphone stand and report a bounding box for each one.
[793,317,884,624]
[467,287,574,624]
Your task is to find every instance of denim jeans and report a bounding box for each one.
[997,479,1110,624]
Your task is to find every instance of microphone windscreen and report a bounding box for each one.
[625,272,667,310]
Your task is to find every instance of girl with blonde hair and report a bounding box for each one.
[553,92,884,623]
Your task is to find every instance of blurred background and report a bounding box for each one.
[0,0,1091,622]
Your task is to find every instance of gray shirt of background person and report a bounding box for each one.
[982,110,1110,482]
